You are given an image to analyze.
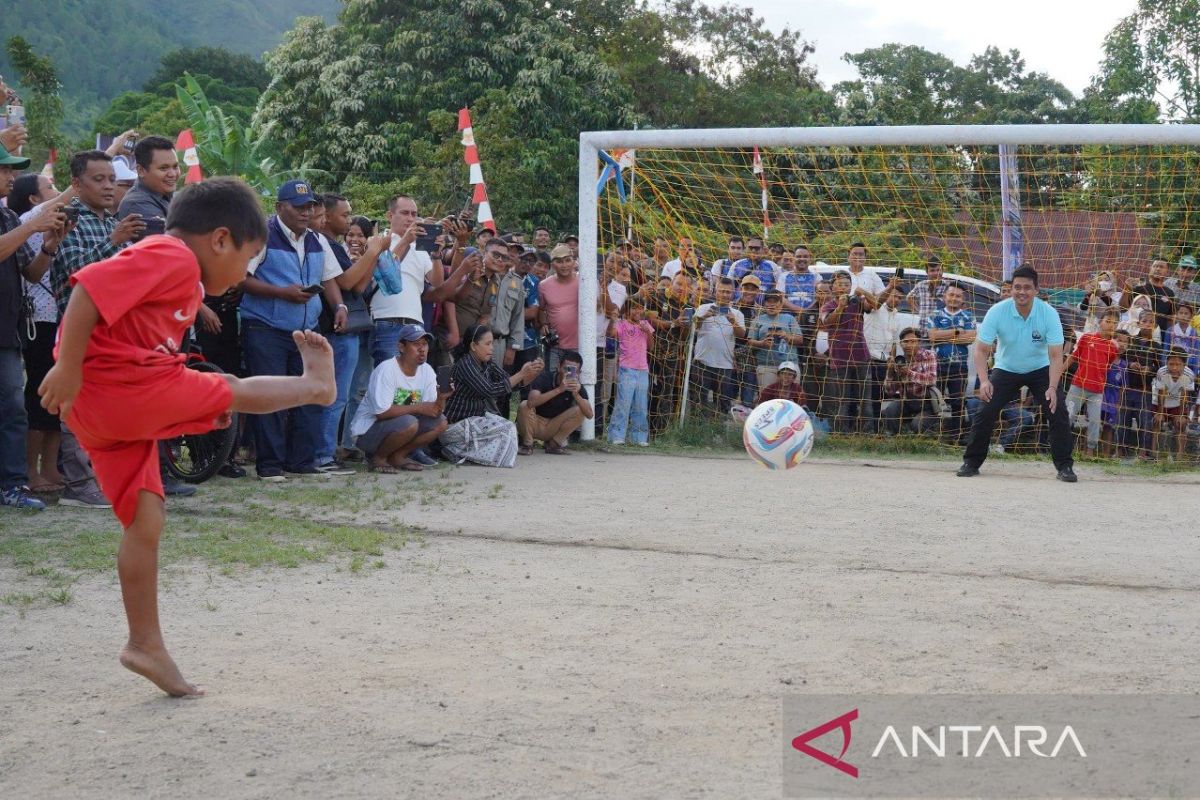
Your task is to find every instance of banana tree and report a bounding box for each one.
[175,73,325,194]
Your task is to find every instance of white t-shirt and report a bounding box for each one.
[693,302,744,369]
[847,268,886,298]
[661,258,683,279]
[368,235,436,321]
[349,358,438,437]
[600,280,628,339]
[247,225,342,281]
[862,306,919,361]
[1153,366,1196,409]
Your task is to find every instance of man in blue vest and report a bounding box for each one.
[241,180,347,482]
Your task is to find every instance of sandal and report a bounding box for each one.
[29,482,64,494]
[544,443,570,455]
[367,462,401,474]
[517,445,534,456]
[399,460,424,472]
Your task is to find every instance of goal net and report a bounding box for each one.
[577,126,1200,462]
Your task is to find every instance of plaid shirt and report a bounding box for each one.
[50,198,123,314]
[0,206,35,349]
[886,348,938,399]
[907,279,948,326]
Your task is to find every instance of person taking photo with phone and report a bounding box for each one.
[517,349,593,455]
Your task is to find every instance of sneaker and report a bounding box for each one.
[608,440,626,446]
[285,467,330,478]
[258,472,287,483]
[1,486,46,511]
[409,449,437,467]
[59,485,112,508]
[218,462,247,479]
[315,461,355,476]
[955,463,980,478]
[163,476,197,497]
[637,442,650,447]
[1056,466,1078,483]
[989,444,1005,456]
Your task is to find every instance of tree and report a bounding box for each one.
[4,36,65,172]
[1084,0,1200,122]
[147,47,269,94]
[256,2,638,231]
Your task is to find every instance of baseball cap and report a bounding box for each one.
[112,155,137,183]
[763,289,783,301]
[397,324,433,343]
[561,233,579,243]
[550,244,573,260]
[520,246,537,260]
[276,179,318,206]
[777,361,799,375]
[0,144,30,170]
[740,274,762,288]
[1179,255,1198,269]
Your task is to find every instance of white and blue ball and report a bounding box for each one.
[742,399,814,470]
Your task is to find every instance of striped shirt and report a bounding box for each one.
[444,355,513,423]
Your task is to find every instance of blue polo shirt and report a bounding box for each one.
[928,307,976,364]
[976,298,1064,374]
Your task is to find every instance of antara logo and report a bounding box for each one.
[792,709,859,778]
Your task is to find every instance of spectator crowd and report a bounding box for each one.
[2,119,1199,511]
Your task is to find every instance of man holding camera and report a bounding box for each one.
[48,151,146,508]
[517,350,593,455]
[239,180,347,482]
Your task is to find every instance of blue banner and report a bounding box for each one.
[999,144,1023,282]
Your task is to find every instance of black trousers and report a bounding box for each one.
[962,366,1073,470]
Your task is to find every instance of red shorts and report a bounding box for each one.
[68,363,232,527]
[1156,404,1185,418]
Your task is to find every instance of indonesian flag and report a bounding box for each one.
[458,108,495,231]
[176,129,202,184]
[753,147,769,240]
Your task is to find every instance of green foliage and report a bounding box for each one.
[0,0,339,136]
[176,74,326,194]
[4,36,64,171]
[147,48,269,94]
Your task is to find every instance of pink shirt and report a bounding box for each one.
[613,318,653,371]
[538,274,580,348]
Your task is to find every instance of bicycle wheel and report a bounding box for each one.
[161,361,238,484]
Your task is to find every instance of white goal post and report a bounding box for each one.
[574,124,1200,440]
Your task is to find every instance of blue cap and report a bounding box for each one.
[277,179,317,206]
[398,324,433,343]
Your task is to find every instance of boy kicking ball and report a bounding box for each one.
[39,177,335,697]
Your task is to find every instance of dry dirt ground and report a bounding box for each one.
[1,451,1198,799]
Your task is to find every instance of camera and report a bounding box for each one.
[58,205,80,223]
[141,216,166,237]
[540,329,560,350]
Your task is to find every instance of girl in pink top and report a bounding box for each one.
[606,301,654,445]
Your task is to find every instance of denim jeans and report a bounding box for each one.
[242,322,322,475]
[609,367,650,444]
[0,347,29,490]
[371,319,415,367]
[317,331,361,464]
[1064,384,1103,449]
[341,332,373,450]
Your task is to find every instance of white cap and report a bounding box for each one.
[112,155,137,182]
[777,361,799,374]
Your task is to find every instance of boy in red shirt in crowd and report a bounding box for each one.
[1063,310,1120,456]
[39,178,335,697]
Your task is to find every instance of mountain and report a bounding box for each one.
[0,0,341,135]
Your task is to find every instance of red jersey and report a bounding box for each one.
[1070,332,1119,392]
[63,236,204,383]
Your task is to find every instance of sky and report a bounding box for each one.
[750,0,1137,95]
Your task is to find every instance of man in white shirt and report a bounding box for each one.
[660,237,699,280]
[368,194,444,366]
[862,283,919,429]
[240,180,347,481]
[708,235,744,287]
[846,241,886,300]
[691,277,746,414]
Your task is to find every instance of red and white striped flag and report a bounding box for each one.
[458,108,495,232]
[40,148,56,180]
[753,146,769,241]
[175,129,202,184]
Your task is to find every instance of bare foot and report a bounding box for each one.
[120,643,205,697]
[292,330,337,405]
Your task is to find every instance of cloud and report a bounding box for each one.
[748,0,1132,94]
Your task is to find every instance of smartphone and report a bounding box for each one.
[6,104,24,127]
[141,216,166,237]
[415,223,444,253]
[895,267,906,281]
[683,306,695,321]
[123,136,137,152]
[564,364,579,382]
[717,305,730,315]
[301,284,324,295]
[436,365,453,393]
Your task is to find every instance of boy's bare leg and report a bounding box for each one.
[223,331,336,414]
[118,490,203,697]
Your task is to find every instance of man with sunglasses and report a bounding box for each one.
[730,235,781,293]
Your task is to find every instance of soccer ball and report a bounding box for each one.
[742,399,814,470]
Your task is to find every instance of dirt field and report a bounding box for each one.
[2,451,1198,799]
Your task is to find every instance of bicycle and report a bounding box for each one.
[161,349,239,484]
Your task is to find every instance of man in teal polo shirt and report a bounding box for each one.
[957,265,1077,482]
